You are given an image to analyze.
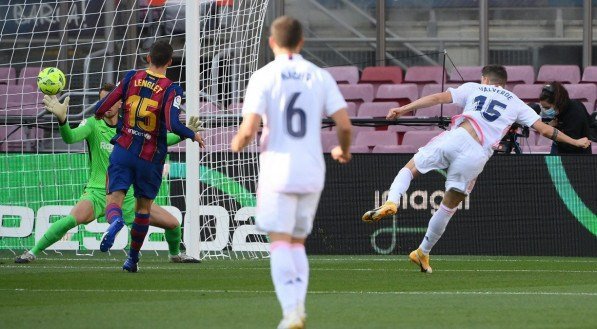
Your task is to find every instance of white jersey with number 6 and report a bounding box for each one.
[448,82,541,155]
[242,54,347,193]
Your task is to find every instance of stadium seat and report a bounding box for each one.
[535,134,553,147]
[592,144,597,154]
[321,131,340,152]
[1,85,44,116]
[420,83,459,97]
[449,66,482,83]
[325,66,359,84]
[0,125,30,152]
[371,145,417,153]
[199,102,220,115]
[357,102,397,118]
[18,67,43,88]
[512,84,544,103]
[504,65,535,90]
[374,84,417,105]
[227,102,243,114]
[536,65,581,84]
[344,102,357,117]
[404,66,446,84]
[202,128,237,152]
[387,125,432,133]
[565,84,596,113]
[401,130,442,149]
[0,67,16,85]
[415,104,462,118]
[338,84,374,104]
[350,145,370,153]
[354,131,398,147]
[580,66,597,84]
[359,66,403,92]
[526,145,552,154]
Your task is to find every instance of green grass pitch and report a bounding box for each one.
[1,252,596,329]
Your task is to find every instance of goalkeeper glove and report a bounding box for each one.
[43,95,69,124]
[186,116,205,132]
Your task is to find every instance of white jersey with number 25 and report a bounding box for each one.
[242,54,347,193]
[448,82,541,155]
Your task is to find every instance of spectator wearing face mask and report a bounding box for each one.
[539,82,592,154]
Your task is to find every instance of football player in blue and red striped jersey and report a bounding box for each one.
[95,41,204,272]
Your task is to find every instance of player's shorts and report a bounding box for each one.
[255,189,322,238]
[107,144,164,200]
[79,187,135,222]
[413,127,489,195]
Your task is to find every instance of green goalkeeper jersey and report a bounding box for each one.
[59,117,182,190]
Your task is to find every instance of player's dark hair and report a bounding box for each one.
[270,16,303,49]
[149,40,173,67]
[481,65,508,86]
[99,82,115,98]
[539,81,569,112]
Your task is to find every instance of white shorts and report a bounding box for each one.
[413,127,489,194]
[255,189,322,238]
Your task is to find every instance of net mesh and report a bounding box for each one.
[0,0,270,259]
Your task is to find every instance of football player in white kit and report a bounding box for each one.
[231,16,352,329]
[362,65,591,274]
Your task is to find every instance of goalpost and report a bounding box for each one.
[0,0,270,259]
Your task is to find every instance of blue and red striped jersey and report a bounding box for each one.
[94,69,195,164]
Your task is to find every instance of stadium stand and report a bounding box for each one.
[325,66,359,84]
[565,83,596,113]
[338,84,374,104]
[371,144,417,153]
[580,66,597,84]
[357,101,397,117]
[512,84,544,103]
[448,66,482,83]
[18,67,42,88]
[354,131,398,148]
[536,65,581,84]
[374,84,417,105]
[0,67,16,85]
[401,130,442,149]
[415,103,462,118]
[0,125,30,151]
[359,66,403,93]
[227,102,243,114]
[404,66,445,85]
[420,83,459,97]
[504,65,535,90]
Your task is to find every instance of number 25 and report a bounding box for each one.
[126,95,158,132]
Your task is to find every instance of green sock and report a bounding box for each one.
[164,225,181,256]
[30,215,78,256]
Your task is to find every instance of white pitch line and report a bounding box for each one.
[0,265,596,274]
[1,288,596,297]
[2,257,597,264]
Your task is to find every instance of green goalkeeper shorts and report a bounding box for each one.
[79,187,136,225]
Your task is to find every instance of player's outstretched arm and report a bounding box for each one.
[231,113,261,152]
[44,95,92,144]
[166,116,204,146]
[330,108,352,164]
[387,91,453,120]
[532,120,591,149]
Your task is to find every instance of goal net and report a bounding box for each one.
[0,0,270,260]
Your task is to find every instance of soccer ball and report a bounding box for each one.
[37,67,66,95]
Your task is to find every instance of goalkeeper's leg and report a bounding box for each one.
[149,204,200,263]
[15,199,95,263]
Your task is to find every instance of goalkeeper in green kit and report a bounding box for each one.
[15,83,200,263]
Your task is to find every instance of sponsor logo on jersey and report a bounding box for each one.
[100,141,114,151]
[126,128,152,140]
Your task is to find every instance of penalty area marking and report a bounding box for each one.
[1,288,596,297]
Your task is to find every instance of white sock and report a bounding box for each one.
[419,204,457,254]
[270,241,298,315]
[291,243,309,311]
[387,168,414,204]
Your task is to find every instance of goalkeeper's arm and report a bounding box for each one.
[166,116,204,146]
[43,95,91,144]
